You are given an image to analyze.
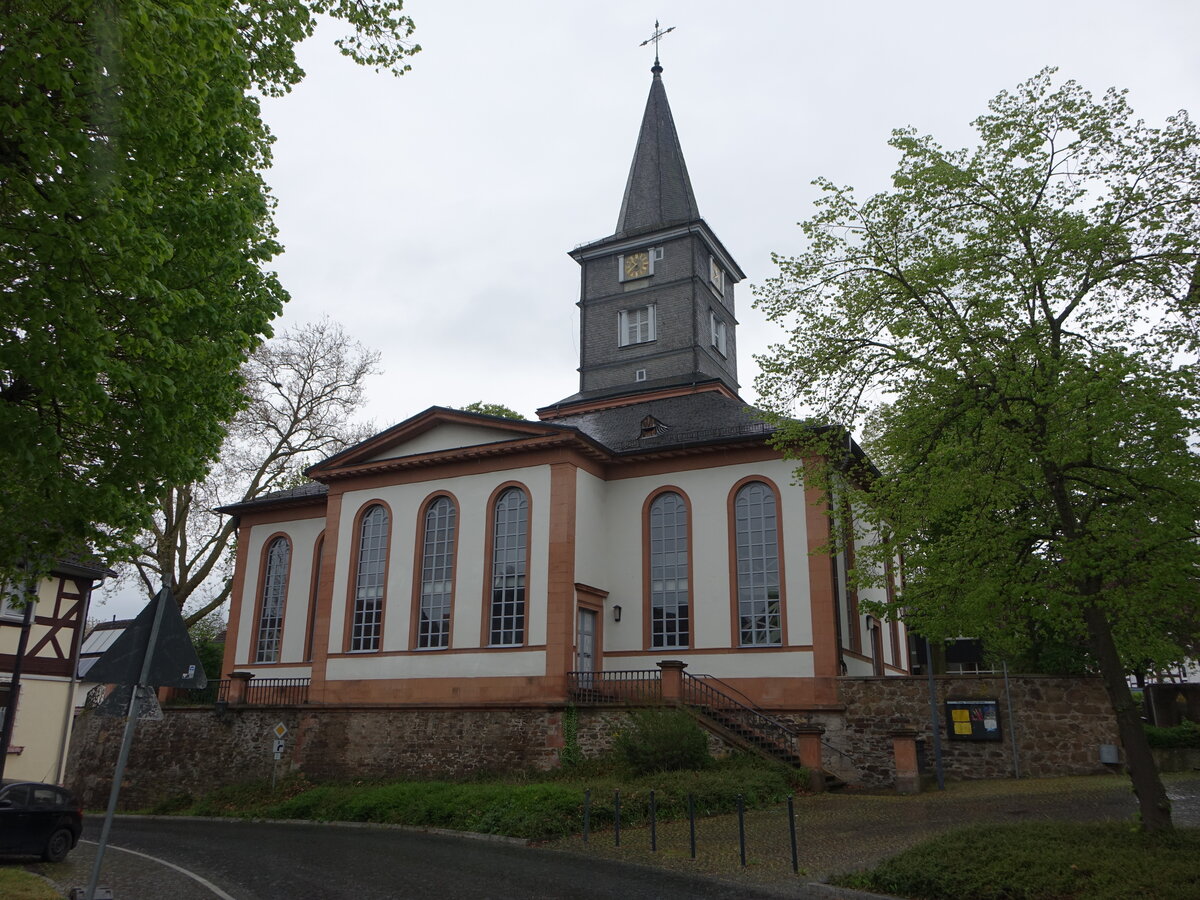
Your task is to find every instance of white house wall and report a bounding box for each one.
[325,464,551,674]
[591,458,814,679]
[234,517,323,666]
[364,422,531,462]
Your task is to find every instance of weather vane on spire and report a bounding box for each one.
[639,20,676,69]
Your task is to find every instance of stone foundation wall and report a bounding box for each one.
[829,675,1121,786]
[67,705,569,809]
[67,676,1121,805]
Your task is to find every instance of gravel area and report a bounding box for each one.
[547,772,1200,888]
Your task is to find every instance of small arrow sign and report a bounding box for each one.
[273,722,288,739]
[272,739,286,754]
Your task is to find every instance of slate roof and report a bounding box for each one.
[540,371,727,412]
[216,479,329,515]
[614,67,700,236]
[548,390,776,455]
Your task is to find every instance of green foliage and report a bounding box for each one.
[756,68,1200,679]
[613,708,712,776]
[1145,720,1200,750]
[158,756,800,841]
[0,1,417,584]
[835,822,1200,900]
[460,401,526,420]
[756,70,1200,828]
[559,704,583,767]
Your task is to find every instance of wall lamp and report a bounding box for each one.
[612,604,622,623]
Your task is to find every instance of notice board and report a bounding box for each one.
[945,699,1002,741]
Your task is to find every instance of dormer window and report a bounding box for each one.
[618,305,656,346]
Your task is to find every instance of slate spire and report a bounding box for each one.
[615,65,700,234]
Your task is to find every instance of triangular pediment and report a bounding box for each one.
[306,407,565,475]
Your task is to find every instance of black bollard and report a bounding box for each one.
[583,789,591,845]
[787,795,798,874]
[649,790,657,851]
[614,790,621,847]
[688,793,696,859]
[737,794,746,867]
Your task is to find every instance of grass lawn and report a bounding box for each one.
[0,867,62,900]
[834,821,1200,900]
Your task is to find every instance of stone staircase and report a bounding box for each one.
[680,673,845,789]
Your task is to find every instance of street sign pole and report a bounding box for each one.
[84,587,169,900]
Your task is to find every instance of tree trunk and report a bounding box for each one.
[1082,603,1172,832]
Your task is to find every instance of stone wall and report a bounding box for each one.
[827,675,1121,787]
[67,676,1122,806]
[68,705,569,809]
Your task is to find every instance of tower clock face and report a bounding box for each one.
[623,251,650,280]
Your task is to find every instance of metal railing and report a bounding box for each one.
[681,672,798,752]
[567,669,661,704]
[241,677,310,705]
[161,679,229,706]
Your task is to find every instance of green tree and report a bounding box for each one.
[755,70,1200,831]
[460,402,526,420]
[0,2,418,585]
[126,319,380,625]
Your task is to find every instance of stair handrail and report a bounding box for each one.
[681,671,797,749]
[687,673,771,713]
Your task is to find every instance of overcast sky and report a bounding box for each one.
[97,0,1200,618]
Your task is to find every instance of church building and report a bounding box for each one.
[220,62,909,723]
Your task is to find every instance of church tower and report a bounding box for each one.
[559,62,745,407]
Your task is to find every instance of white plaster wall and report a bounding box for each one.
[596,458,813,677]
[5,675,73,783]
[236,517,323,666]
[330,464,552,661]
[328,650,544,680]
[365,423,527,461]
[0,577,57,656]
[611,650,815,679]
[573,469,610,592]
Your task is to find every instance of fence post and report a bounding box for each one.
[657,660,687,702]
[890,728,922,794]
[687,793,696,859]
[736,794,746,867]
[787,795,798,874]
[793,724,826,793]
[583,789,591,844]
[614,790,621,846]
[227,671,254,706]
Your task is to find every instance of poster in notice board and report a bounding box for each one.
[945,699,1002,741]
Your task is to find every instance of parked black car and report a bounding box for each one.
[0,779,82,861]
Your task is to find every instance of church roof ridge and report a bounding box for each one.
[614,66,700,235]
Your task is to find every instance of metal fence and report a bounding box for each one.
[162,679,230,706]
[567,670,662,704]
[242,677,310,705]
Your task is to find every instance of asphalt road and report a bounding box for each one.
[29,816,840,900]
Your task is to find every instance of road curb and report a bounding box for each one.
[109,812,530,845]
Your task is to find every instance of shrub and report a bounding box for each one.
[613,708,711,775]
[1144,719,1200,749]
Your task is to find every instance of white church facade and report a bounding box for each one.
[220,62,909,720]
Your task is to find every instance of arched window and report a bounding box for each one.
[649,491,689,648]
[351,504,388,651]
[418,496,456,649]
[255,536,290,663]
[304,534,324,662]
[489,487,528,646]
[734,482,782,646]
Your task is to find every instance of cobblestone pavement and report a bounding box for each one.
[547,772,1200,889]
